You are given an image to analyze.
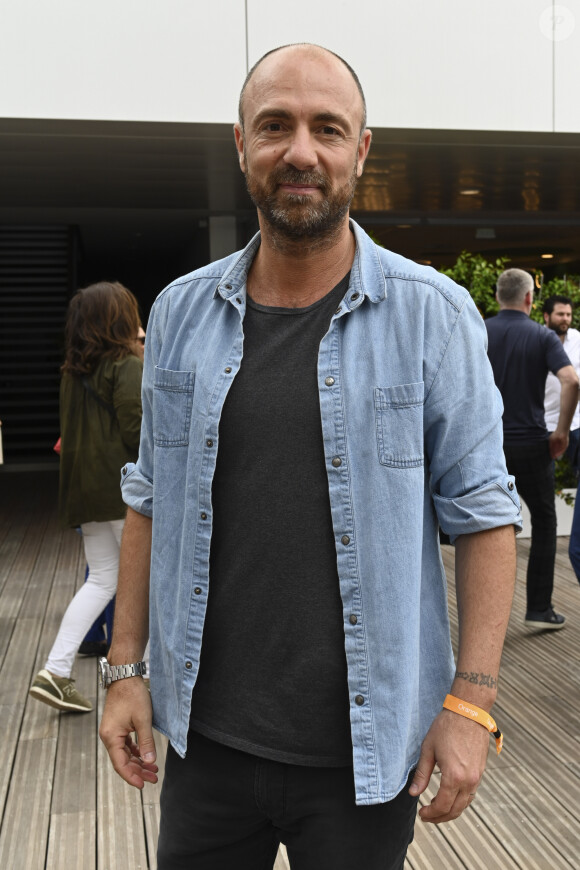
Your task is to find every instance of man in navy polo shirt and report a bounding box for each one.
[486,268,578,629]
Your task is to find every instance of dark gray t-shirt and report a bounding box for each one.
[189,274,353,766]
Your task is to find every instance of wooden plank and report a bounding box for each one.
[419,791,521,869]
[491,766,580,867]
[0,737,56,870]
[0,613,62,819]
[96,685,150,870]
[46,810,97,870]
[4,480,580,870]
[0,473,99,870]
[50,657,98,815]
[0,569,91,868]
[406,818,467,870]
[489,706,580,820]
[44,658,98,868]
[412,751,579,870]
[472,767,578,869]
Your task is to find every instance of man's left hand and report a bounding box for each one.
[408,708,489,823]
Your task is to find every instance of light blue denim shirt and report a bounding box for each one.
[121,220,521,805]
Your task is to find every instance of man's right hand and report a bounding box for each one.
[99,678,159,789]
[548,428,569,459]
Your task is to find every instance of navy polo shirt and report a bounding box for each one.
[485,309,571,444]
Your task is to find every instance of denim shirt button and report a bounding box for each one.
[355,695,364,706]
[508,481,514,491]
[332,457,342,468]
[200,512,207,520]
[206,439,214,447]
[350,292,360,301]
[194,587,202,595]
[341,535,350,545]
[185,661,193,669]
[325,376,335,386]
[349,614,358,625]
[224,367,232,374]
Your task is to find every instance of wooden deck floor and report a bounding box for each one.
[1,468,579,869]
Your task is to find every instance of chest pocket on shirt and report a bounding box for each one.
[153,367,195,447]
[374,382,424,468]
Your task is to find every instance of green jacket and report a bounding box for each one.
[58,355,143,527]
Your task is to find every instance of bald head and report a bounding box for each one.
[238,43,367,135]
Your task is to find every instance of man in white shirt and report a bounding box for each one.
[544,294,580,582]
[544,295,580,461]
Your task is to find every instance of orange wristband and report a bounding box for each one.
[443,694,503,754]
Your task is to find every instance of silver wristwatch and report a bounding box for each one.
[99,657,147,689]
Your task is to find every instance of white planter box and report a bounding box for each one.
[518,488,576,538]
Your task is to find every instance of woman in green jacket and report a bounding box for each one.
[30,281,143,712]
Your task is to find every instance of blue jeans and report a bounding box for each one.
[504,440,556,612]
[566,429,580,583]
[157,731,418,870]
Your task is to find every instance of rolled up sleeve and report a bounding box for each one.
[425,296,522,541]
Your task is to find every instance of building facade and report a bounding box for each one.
[1,0,579,461]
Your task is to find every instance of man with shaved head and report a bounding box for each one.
[100,44,521,869]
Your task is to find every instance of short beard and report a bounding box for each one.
[245,164,358,253]
[550,322,568,335]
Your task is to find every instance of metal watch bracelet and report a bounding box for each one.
[99,657,147,689]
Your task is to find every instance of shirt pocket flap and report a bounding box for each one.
[374,382,424,468]
[153,367,195,447]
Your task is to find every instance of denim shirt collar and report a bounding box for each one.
[214,219,388,310]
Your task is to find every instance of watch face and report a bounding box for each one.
[98,657,109,688]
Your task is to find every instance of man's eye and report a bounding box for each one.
[321,126,339,135]
[264,123,283,132]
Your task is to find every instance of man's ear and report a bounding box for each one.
[356,128,372,178]
[233,123,246,173]
[543,312,549,325]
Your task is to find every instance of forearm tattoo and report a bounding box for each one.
[455,671,497,689]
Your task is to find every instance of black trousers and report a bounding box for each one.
[157,731,418,870]
[504,440,556,612]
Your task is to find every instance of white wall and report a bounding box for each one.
[0,0,579,132]
[247,0,554,132]
[0,0,247,123]
[553,0,580,131]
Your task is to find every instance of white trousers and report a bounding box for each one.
[46,519,124,678]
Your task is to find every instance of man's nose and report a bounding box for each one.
[283,127,318,170]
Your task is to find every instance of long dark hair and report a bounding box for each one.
[61,281,141,376]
